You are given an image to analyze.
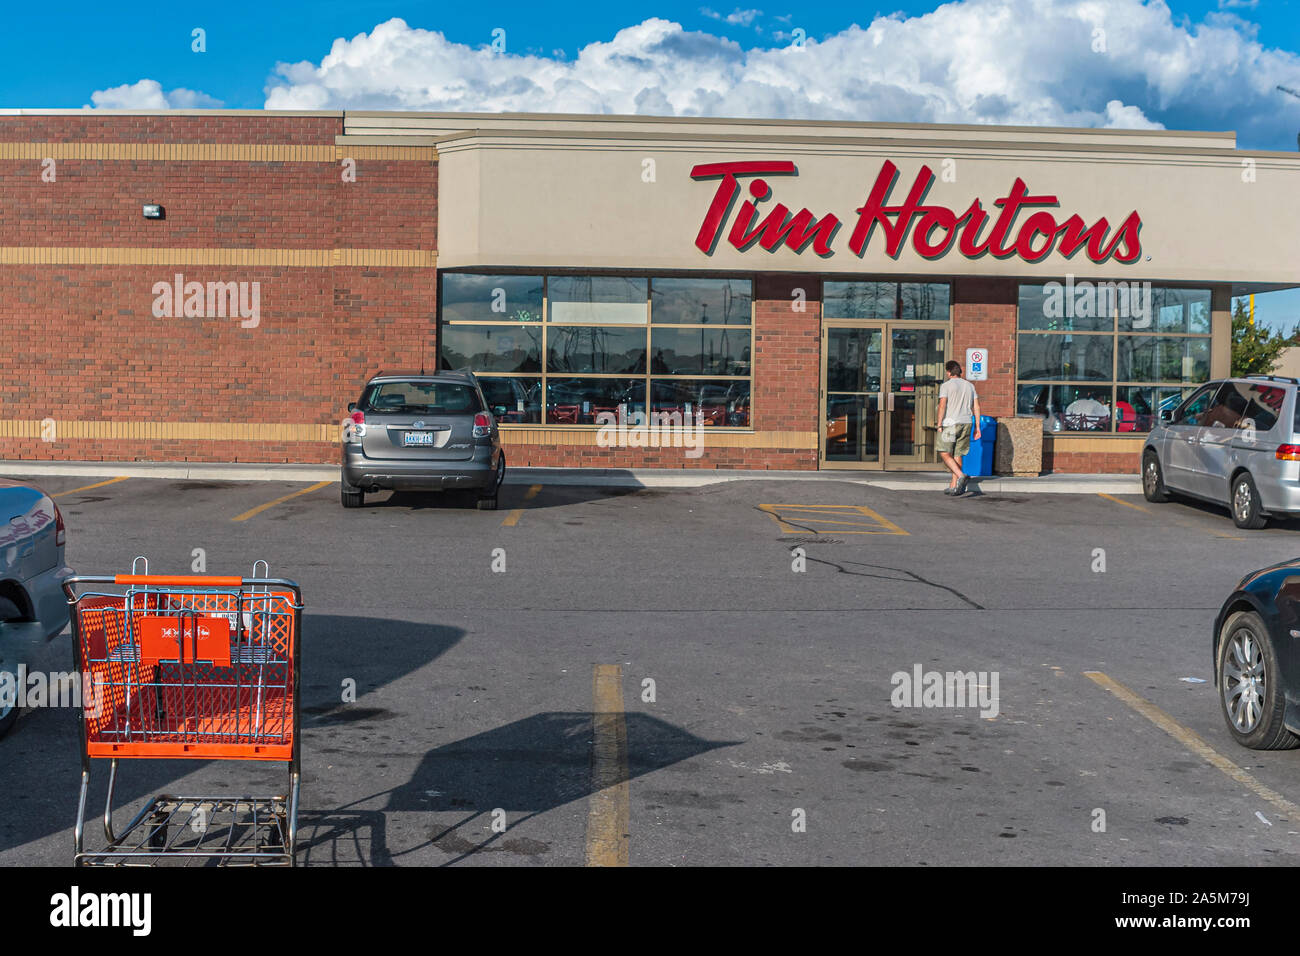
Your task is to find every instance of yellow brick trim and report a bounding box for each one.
[0,143,435,162]
[1050,436,1145,453]
[0,247,436,267]
[1,421,337,442]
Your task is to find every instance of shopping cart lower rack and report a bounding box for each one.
[64,559,303,866]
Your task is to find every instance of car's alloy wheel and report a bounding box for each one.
[1223,628,1265,734]
[1141,451,1168,503]
[1217,611,1298,749]
[1231,473,1266,529]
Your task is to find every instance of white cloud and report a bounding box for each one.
[261,2,1300,147]
[701,8,764,27]
[85,79,223,110]
[1101,99,1164,129]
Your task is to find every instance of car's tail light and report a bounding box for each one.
[1277,444,1300,461]
[473,412,492,438]
[343,409,366,443]
[53,501,66,547]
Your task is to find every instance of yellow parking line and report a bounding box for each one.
[501,484,542,528]
[1085,671,1300,820]
[232,480,332,522]
[758,503,908,536]
[1097,492,1149,513]
[586,664,629,867]
[52,476,129,497]
[1097,493,1243,539]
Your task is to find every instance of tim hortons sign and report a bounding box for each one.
[689,160,1142,265]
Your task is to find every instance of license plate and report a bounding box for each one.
[404,431,435,446]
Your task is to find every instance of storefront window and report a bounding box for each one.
[548,276,648,324]
[439,324,541,373]
[650,278,751,324]
[824,281,951,321]
[439,274,754,426]
[442,274,544,323]
[1016,283,1213,433]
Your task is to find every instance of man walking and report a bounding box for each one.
[935,359,981,496]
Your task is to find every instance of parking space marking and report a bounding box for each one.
[1085,671,1300,821]
[501,484,543,528]
[586,663,629,867]
[1097,493,1243,540]
[52,476,129,497]
[232,480,333,522]
[1097,493,1149,514]
[758,503,908,536]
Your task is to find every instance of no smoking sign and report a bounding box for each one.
[965,347,989,381]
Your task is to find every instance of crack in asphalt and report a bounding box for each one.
[804,556,986,610]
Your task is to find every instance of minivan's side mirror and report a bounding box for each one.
[1159,409,1173,424]
[348,402,357,412]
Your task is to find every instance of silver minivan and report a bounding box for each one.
[1142,375,1300,529]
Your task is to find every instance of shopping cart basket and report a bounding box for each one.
[64,558,303,866]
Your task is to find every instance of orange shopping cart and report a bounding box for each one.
[64,558,303,866]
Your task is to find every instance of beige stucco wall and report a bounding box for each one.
[341,113,1300,289]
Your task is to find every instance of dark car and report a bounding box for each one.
[341,370,505,510]
[1213,560,1300,749]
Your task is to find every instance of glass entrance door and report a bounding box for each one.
[822,326,883,465]
[820,322,948,469]
[886,326,947,466]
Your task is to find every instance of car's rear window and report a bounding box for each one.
[363,381,483,415]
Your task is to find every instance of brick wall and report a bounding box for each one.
[951,277,1017,419]
[0,114,438,464]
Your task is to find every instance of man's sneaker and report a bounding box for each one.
[943,486,957,495]
[955,475,969,496]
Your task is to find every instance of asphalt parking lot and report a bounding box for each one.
[3,473,1300,866]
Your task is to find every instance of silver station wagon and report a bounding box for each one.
[0,479,74,736]
[1142,375,1300,529]
[341,370,506,510]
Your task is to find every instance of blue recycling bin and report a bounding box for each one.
[961,415,997,477]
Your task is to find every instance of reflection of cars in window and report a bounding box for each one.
[479,378,540,423]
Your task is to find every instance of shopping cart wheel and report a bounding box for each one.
[341,482,365,509]
[147,816,169,850]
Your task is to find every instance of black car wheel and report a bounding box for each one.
[1218,611,1298,750]
[1230,472,1267,530]
[0,596,22,737]
[476,454,505,511]
[341,482,365,509]
[1141,450,1169,503]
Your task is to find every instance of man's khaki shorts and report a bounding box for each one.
[937,423,972,457]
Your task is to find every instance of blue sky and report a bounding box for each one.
[2,0,1297,149]
[2,0,1298,329]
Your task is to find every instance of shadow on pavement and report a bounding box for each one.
[0,613,464,860]
[297,711,738,866]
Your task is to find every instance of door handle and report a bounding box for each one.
[887,393,895,412]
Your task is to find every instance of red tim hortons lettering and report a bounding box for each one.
[690,158,1143,264]
[726,178,839,256]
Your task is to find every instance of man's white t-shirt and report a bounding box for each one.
[939,376,977,426]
